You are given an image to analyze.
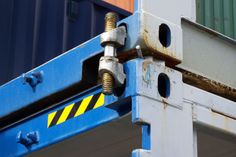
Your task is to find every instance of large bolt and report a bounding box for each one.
[102,72,113,95]
[102,12,117,95]
[105,12,117,32]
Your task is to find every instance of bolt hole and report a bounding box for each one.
[159,24,171,47]
[158,73,170,98]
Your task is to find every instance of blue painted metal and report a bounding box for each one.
[141,125,151,150]
[0,12,141,121]
[0,1,150,154]
[0,58,146,157]
[0,87,123,156]
[0,36,103,119]
[16,131,40,149]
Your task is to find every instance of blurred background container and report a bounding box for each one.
[196,0,236,39]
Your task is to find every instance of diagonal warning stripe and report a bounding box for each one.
[47,111,57,128]
[84,94,100,112]
[74,95,93,117]
[93,94,104,109]
[47,93,104,128]
[56,104,74,125]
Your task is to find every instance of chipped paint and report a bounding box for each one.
[178,68,236,102]
[142,61,153,88]
[138,12,183,66]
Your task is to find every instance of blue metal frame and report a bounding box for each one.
[0,12,141,119]
[0,86,121,156]
[0,58,150,157]
[0,2,150,155]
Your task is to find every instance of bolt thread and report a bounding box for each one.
[105,12,117,32]
[102,72,113,95]
[102,12,117,95]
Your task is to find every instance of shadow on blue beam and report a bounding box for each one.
[0,13,140,125]
[0,85,132,157]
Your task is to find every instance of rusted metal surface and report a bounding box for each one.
[117,48,180,67]
[178,68,236,102]
[180,19,236,89]
[103,0,134,12]
[139,12,183,64]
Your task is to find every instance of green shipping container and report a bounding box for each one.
[196,0,236,39]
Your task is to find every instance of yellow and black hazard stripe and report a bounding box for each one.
[47,92,104,128]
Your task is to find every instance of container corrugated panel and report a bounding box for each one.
[196,0,236,39]
[0,0,130,86]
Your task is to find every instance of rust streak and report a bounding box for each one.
[176,68,236,102]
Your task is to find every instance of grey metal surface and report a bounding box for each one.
[27,113,142,157]
[131,59,194,157]
[136,0,196,25]
[135,1,184,61]
[193,105,236,136]
[135,58,183,109]
[133,96,195,157]
[184,84,236,136]
[179,19,236,89]
[131,59,236,157]
[184,84,236,120]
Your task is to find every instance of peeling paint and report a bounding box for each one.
[142,61,153,88]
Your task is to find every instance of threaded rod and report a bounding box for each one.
[102,12,117,95]
[105,12,117,32]
[102,72,113,95]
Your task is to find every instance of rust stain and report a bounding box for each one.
[144,29,149,33]
[211,109,236,132]
[142,27,181,67]
[162,98,168,109]
[176,67,236,102]
[142,60,152,71]
[212,109,236,121]
[117,24,181,67]
[117,47,180,67]
[143,25,176,58]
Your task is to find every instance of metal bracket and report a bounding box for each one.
[99,23,127,93]
[22,71,43,89]
[16,131,39,148]
[99,56,126,86]
[100,26,127,47]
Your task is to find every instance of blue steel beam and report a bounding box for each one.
[0,86,121,157]
[0,13,140,120]
[0,59,144,157]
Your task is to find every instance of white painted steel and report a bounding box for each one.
[180,20,236,89]
[184,84,236,119]
[132,0,197,61]
[135,0,196,25]
[132,59,236,157]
